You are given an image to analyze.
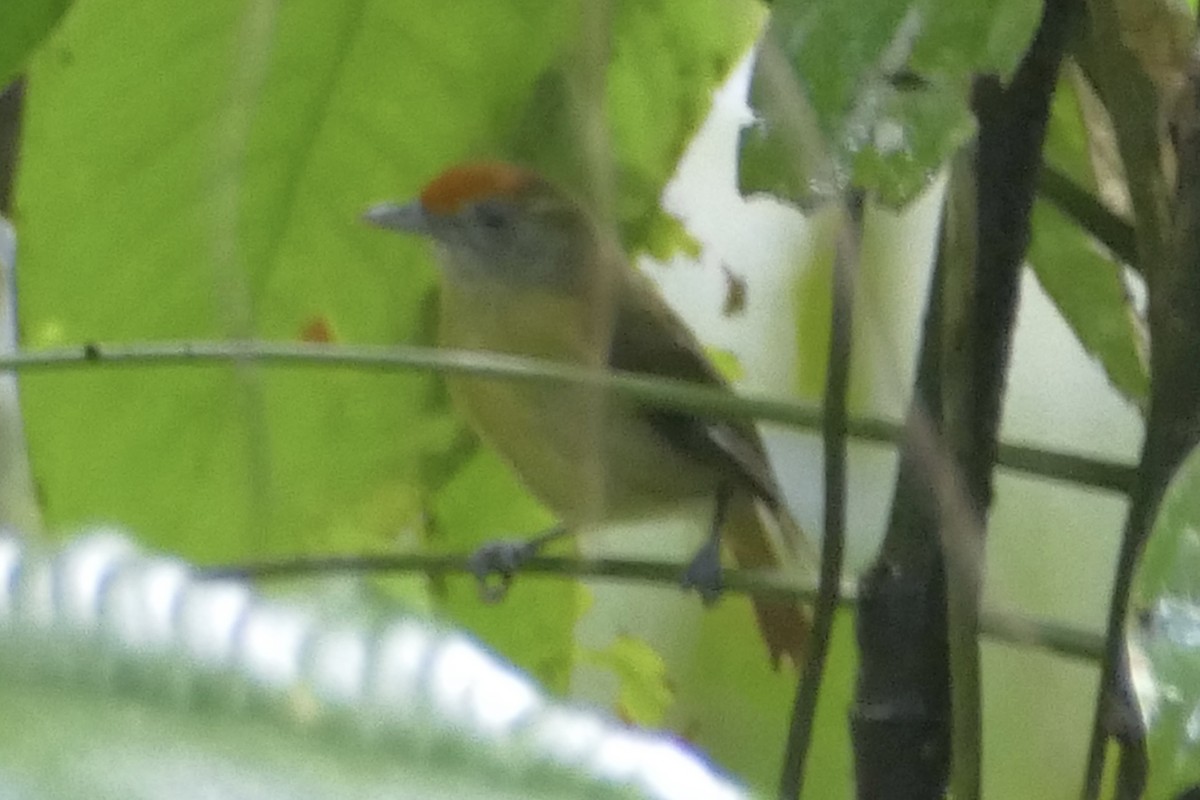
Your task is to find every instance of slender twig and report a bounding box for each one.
[847,413,1132,494]
[938,144,987,800]
[0,341,1135,493]
[780,193,859,800]
[198,551,1104,663]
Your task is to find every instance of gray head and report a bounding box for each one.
[363,162,597,290]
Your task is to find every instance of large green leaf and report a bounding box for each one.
[18,0,576,559]
[13,0,761,733]
[740,0,1042,208]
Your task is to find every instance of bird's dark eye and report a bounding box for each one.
[474,201,512,232]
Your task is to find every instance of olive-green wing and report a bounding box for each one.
[609,270,813,665]
[607,269,785,514]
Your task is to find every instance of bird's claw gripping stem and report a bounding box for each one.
[468,540,536,603]
[681,531,724,605]
[467,524,570,603]
[681,483,731,605]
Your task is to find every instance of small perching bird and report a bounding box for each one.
[365,162,812,667]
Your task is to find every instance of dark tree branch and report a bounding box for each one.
[779,191,860,799]
[963,0,1076,504]
[850,0,1079,797]
[0,78,24,216]
[851,208,950,800]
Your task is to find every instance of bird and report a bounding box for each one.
[364,161,812,667]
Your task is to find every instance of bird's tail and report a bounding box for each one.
[725,491,812,669]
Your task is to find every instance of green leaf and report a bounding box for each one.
[740,0,1042,208]
[15,0,758,566]
[1131,445,1200,798]
[1042,68,1106,192]
[509,0,760,256]
[1028,202,1148,406]
[18,0,569,560]
[607,0,760,253]
[0,0,73,86]
[12,1,786,789]
[582,634,675,727]
[704,346,745,382]
[1031,71,1148,407]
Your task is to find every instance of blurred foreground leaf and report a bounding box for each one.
[0,531,747,800]
[1130,445,1200,798]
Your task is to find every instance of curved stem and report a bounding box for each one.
[199,551,1104,662]
[780,193,858,799]
[0,340,1135,492]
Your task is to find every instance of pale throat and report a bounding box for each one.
[437,277,612,367]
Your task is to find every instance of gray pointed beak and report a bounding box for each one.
[362,201,428,234]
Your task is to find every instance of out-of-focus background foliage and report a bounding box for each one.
[0,0,1185,796]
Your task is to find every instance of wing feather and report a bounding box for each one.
[608,270,788,520]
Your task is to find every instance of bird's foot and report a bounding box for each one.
[681,534,724,605]
[468,539,535,603]
[467,525,569,603]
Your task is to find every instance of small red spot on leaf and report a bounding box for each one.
[300,316,335,343]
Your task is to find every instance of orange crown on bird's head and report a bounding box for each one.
[419,161,537,216]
